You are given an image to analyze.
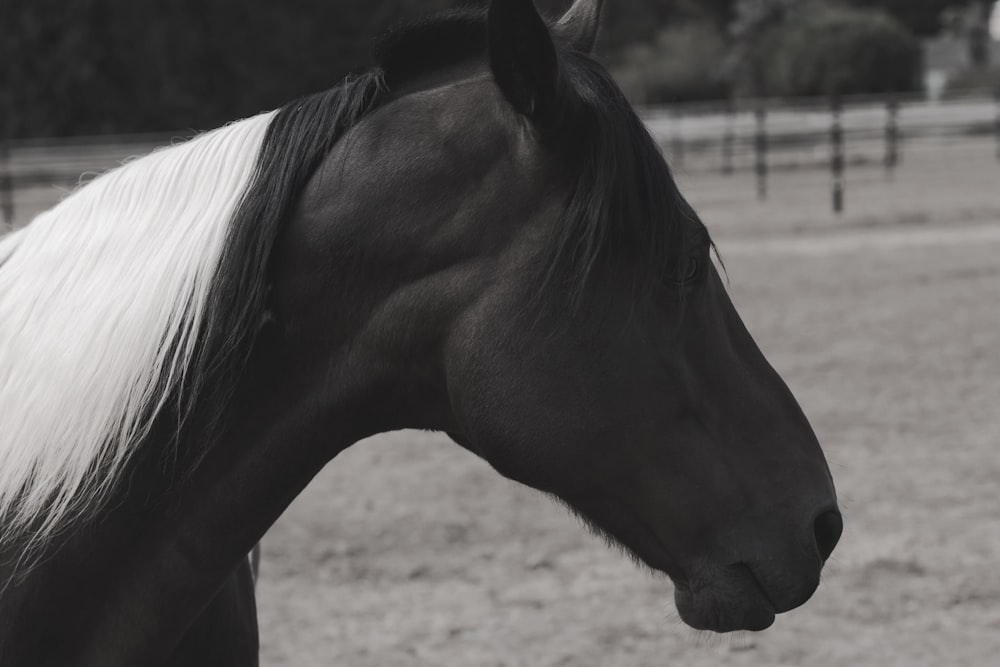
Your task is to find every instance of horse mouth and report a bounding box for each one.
[565,495,816,633]
[671,564,777,633]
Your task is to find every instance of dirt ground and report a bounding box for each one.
[254,141,1000,666]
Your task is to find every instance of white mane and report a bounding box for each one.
[0,112,274,554]
[0,227,25,267]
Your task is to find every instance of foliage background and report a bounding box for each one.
[2,0,729,137]
[0,0,993,137]
[746,2,924,98]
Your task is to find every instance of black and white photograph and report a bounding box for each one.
[1,1,998,665]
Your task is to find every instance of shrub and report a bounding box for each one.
[611,22,731,105]
[762,5,923,98]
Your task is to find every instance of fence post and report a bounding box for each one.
[885,96,900,178]
[721,99,735,176]
[0,142,13,230]
[994,87,1000,162]
[754,105,767,201]
[831,94,844,215]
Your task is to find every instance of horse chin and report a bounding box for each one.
[671,565,777,633]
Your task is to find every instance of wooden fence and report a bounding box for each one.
[2,89,1000,230]
[642,88,1000,215]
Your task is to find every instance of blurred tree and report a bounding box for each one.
[589,0,682,51]
[725,0,799,97]
[843,0,966,36]
[1,0,702,138]
[592,0,736,104]
[679,0,737,27]
[587,0,742,56]
[770,4,923,96]
[0,0,448,138]
[612,21,730,104]
[844,0,995,67]
[955,0,995,66]
[725,0,923,97]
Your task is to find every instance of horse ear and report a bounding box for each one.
[555,0,604,54]
[488,0,560,120]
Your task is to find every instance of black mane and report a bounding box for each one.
[185,72,387,437]
[542,52,706,307]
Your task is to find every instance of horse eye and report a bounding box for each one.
[679,257,699,284]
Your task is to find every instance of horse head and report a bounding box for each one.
[283,0,842,633]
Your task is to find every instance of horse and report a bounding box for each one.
[0,0,842,664]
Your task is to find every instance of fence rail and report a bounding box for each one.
[648,89,1000,215]
[3,89,1000,229]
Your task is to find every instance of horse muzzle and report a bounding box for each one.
[672,508,843,632]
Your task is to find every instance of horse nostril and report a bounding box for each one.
[813,510,843,562]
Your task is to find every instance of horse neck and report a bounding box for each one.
[0,78,560,663]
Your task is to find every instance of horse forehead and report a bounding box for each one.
[370,76,510,146]
[299,75,548,231]
[330,78,534,184]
